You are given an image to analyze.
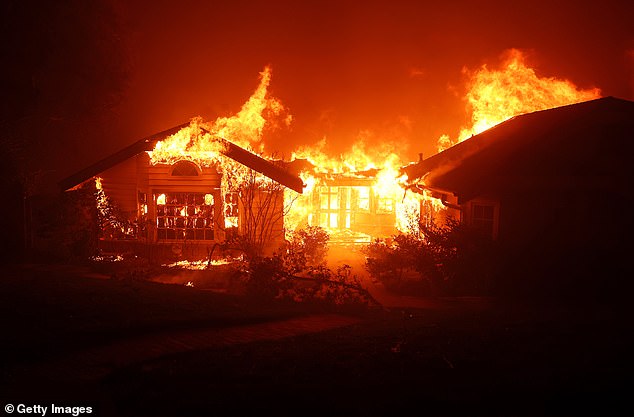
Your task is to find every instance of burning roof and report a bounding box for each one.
[58,128,304,193]
[404,96,634,201]
[60,61,614,240]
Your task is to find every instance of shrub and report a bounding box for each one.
[244,255,289,301]
[243,228,372,307]
[283,226,329,273]
[303,264,372,306]
[364,219,498,296]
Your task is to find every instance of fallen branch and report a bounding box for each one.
[287,273,383,308]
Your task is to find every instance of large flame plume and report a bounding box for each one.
[98,53,605,250]
[437,49,602,151]
[148,66,289,165]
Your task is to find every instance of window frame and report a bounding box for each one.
[468,200,499,239]
[154,191,216,241]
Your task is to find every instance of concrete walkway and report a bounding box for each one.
[22,314,361,383]
[327,245,444,309]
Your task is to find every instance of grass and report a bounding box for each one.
[103,302,632,416]
[1,262,633,416]
[0,263,338,367]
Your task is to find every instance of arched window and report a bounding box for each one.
[171,161,199,176]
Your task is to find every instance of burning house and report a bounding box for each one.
[283,159,410,244]
[59,121,304,259]
[55,59,615,267]
[305,174,397,242]
[59,132,422,259]
[404,96,634,294]
[56,67,427,260]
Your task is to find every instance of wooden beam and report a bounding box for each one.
[219,139,305,194]
[59,122,191,191]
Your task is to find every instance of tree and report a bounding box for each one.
[1,0,129,125]
[1,0,129,258]
[221,157,298,259]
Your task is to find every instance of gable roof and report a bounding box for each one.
[59,124,305,194]
[403,96,634,201]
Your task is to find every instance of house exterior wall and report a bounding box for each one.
[462,197,500,240]
[239,189,286,255]
[99,156,138,220]
[450,181,632,297]
[141,160,223,244]
[95,154,287,258]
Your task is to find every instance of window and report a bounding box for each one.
[224,192,239,228]
[155,192,215,240]
[171,161,199,176]
[355,187,370,211]
[377,197,394,213]
[471,203,495,237]
[319,186,338,210]
[318,187,341,229]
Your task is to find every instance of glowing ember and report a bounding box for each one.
[165,259,232,270]
[90,254,124,262]
[438,49,602,151]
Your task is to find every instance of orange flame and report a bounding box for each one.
[148,66,289,165]
[127,54,605,247]
[438,49,602,151]
[285,139,424,236]
[147,67,292,231]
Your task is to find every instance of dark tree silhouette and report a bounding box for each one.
[1,0,130,259]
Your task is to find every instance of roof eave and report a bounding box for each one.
[59,122,305,194]
[219,139,304,193]
[58,122,191,191]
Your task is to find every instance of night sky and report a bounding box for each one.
[3,0,633,191]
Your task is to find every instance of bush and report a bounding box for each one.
[243,228,372,308]
[245,255,289,301]
[363,220,499,296]
[283,226,329,273]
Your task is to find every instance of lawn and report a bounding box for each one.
[0,262,338,366]
[1,262,632,416]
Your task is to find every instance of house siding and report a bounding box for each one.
[99,156,138,220]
